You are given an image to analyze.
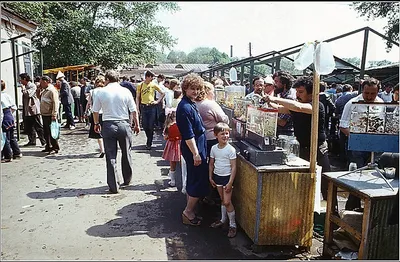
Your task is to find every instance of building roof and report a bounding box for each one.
[1,6,38,33]
[120,63,211,79]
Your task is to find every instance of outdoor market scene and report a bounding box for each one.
[1,2,399,260]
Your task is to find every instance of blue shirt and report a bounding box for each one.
[334,92,358,118]
[120,80,136,100]
[176,95,205,141]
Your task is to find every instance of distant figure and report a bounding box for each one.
[57,71,75,130]
[1,80,22,162]
[136,71,165,149]
[38,76,60,154]
[19,73,46,147]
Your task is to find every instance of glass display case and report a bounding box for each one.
[214,88,226,105]
[246,105,278,138]
[224,85,246,109]
[233,98,253,121]
[349,102,399,134]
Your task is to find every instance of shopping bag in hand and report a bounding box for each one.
[50,121,60,139]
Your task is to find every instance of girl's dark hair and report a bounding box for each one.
[174,89,182,99]
[163,111,176,135]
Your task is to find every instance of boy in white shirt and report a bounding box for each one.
[208,122,237,238]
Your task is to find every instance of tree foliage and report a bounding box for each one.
[351,2,399,50]
[2,2,180,69]
[162,47,231,65]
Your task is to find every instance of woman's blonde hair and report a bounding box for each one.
[94,75,106,87]
[195,81,214,101]
[181,73,204,96]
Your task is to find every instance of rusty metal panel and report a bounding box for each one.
[367,198,399,259]
[232,155,259,242]
[257,171,315,247]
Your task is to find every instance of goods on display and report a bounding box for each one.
[233,98,252,121]
[246,106,278,138]
[224,85,246,109]
[349,102,399,134]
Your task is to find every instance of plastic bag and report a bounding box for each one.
[294,42,315,70]
[229,67,238,82]
[1,130,6,151]
[50,120,60,140]
[314,42,335,75]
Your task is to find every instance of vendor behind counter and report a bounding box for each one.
[264,76,331,200]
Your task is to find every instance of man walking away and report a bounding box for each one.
[19,73,46,146]
[57,71,75,130]
[93,70,140,194]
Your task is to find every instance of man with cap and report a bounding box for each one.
[57,71,75,130]
[136,70,165,149]
[263,75,275,96]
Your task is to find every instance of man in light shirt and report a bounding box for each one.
[339,77,383,211]
[93,70,140,194]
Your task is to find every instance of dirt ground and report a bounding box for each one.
[1,123,326,260]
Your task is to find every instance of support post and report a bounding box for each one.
[240,63,244,85]
[310,41,320,174]
[11,39,20,140]
[249,61,254,91]
[359,28,369,93]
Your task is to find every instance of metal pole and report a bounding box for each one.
[10,39,20,140]
[359,28,369,93]
[249,61,254,91]
[230,45,233,58]
[240,63,244,85]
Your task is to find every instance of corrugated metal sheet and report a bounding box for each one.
[257,171,315,246]
[366,198,399,259]
[233,155,315,247]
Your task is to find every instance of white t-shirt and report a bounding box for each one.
[210,143,237,176]
[92,82,137,121]
[339,94,383,129]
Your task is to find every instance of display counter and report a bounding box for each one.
[232,154,316,250]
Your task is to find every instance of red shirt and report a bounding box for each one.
[167,123,181,141]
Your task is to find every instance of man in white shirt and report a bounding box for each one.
[93,70,140,194]
[339,77,383,210]
[378,85,393,102]
[154,74,167,129]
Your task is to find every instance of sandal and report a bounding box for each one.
[210,220,224,228]
[182,213,201,226]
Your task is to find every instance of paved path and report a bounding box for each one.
[1,123,322,260]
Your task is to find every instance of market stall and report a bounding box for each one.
[216,84,319,250]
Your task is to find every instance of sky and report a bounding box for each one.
[156,2,399,63]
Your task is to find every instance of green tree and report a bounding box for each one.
[166,50,187,63]
[351,2,399,50]
[186,47,231,64]
[2,2,179,69]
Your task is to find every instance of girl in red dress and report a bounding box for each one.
[162,109,181,186]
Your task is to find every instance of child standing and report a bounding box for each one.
[209,122,237,238]
[162,109,181,186]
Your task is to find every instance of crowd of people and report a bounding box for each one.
[1,68,398,238]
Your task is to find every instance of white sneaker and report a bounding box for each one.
[69,126,76,130]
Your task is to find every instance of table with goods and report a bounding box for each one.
[216,87,320,250]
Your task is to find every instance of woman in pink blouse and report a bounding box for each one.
[195,81,229,158]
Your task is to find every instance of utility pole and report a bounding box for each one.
[249,42,252,57]
[230,45,233,58]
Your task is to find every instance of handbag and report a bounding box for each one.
[50,120,61,140]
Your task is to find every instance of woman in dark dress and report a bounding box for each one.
[86,75,105,158]
[176,73,209,226]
